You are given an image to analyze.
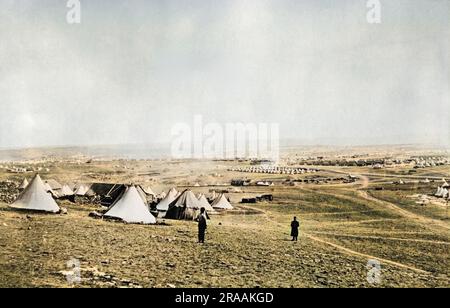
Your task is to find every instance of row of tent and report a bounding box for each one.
[19,178,75,199]
[154,187,233,217]
[19,178,157,206]
[10,175,234,225]
[229,166,318,175]
[104,187,233,223]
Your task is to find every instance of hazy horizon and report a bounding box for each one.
[1,0,449,149]
[1,140,449,152]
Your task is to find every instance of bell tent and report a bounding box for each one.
[104,186,156,224]
[75,184,90,196]
[165,190,202,220]
[198,194,216,214]
[156,188,179,212]
[10,175,60,213]
[211,194,234,210]
[61,185,74,196]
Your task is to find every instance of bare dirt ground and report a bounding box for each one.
[0,151,449,288]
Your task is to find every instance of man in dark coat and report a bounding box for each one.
[291,217,300,241]
[198,207,207,244]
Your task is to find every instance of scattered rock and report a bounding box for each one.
[317,278,327,284]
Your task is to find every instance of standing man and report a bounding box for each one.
[291,217,300,242]
[198,207,207,244]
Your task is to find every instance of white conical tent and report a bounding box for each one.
[198,194,216,213]
[104,186,156,224]
[156,188,178,212]
[210,191,217,200]
[211,194,234,210]
[75,184,89,196]
[10,175,60,213]
[19,178,29,190]
[442,188,449,198]
[142,186,156,196]
[61,185,74,196]
[435,187,444,197]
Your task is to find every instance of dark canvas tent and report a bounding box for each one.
[78,183,153,206]
[85,183,126,206]
[165,190,202,221]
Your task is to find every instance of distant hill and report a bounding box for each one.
[0,144,172,162]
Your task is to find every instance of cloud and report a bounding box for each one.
[0,0,448,148]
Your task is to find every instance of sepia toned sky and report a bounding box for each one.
[0,0,449,149]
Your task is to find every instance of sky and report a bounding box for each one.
[0,0,449,149]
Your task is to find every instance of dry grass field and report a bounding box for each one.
[0,150,449,288]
